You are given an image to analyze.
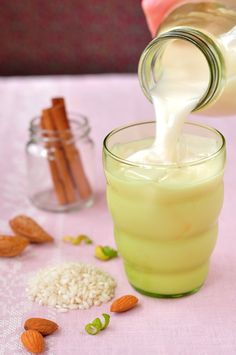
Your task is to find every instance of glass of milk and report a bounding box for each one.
[103,121,225,297]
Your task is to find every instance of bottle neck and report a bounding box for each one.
[138,27,225,112]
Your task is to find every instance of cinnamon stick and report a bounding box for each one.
[51,98,92,200]
[42,109,78,204]
[41,115,67,205]
[52,97,65,107]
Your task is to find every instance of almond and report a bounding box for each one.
[24,318,58,336]
[21,330,45,353]
[110,294,139,313]
[0,235,29,257]
[10,215,53,243]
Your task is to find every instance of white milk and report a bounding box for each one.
[129,26,236,164]
[129,40,209,163]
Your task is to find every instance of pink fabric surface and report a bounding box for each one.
[0,74,235,355]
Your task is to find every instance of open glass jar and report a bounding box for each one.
[26,114,94,212]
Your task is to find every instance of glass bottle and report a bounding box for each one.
[139,1,236,116]
[26,114,94,212]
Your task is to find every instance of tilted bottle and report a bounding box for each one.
[139,1,236,116]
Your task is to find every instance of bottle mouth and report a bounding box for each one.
[138,27,225,111]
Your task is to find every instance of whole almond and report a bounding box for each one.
[21,330,45,353]
[24,318,58,336]
[0,235,29,257]
[10,215,53,243]
[110,295,139,313]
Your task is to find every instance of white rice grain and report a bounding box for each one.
[26,262,116,311]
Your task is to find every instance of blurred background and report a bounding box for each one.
[0,0,151,76]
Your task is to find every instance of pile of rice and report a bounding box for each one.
[26,262,116,312]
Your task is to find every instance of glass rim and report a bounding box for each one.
[103,121,225,168]
[30,112,90,141]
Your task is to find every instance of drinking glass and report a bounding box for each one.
[103,121,225,297]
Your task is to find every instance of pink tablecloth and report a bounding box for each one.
[0,75,235,355]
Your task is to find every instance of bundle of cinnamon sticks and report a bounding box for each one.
[41,97,92,205]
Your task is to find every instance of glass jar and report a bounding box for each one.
[139,1,236,115]
[26,114,94,212]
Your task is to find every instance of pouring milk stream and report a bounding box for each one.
[129,2,236,165]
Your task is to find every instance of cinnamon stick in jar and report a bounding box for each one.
[51,98,92,200]
[41,115,67,205]
[41,109,78,204]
